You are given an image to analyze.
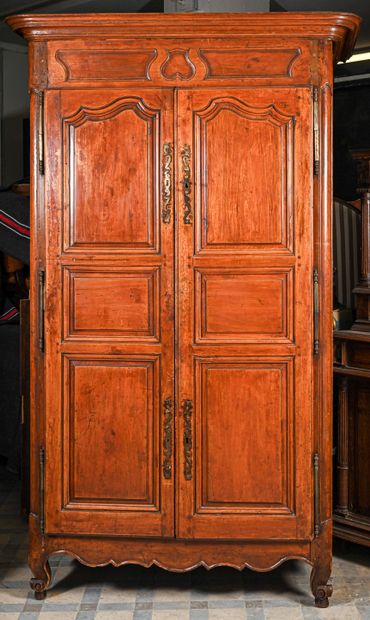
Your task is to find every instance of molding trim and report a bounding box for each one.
[5,12,361,63]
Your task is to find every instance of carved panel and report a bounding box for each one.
[63,96,160,253]
[194,96,294,254]
[195,358,294,514]
[160,49,196,80]
[199,48,301,79]
[63,356,159,510]
[195,268,293,343]
[63,266,160,341]
[56,49,157,81]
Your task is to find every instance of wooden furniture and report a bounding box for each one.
[333,149,370,546]
[20,298,30,517]
[351,150,370,332]
[334,332,370,546]
[6,12,360,607]
[333,197,361,327]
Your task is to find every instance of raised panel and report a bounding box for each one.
[63,96,160,253]
[63,356,159,510]
[195,359,294,514]
[195,268,293,343]
[194,97,294,254]
[199,48,301,79]
[56,49,157,81]
[63,266,159,341]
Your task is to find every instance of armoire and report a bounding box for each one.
[6,11,360,607]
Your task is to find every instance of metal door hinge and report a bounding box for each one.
[39,447,45,534]
[313,268,319,355]
[313,87,320,176]
[39,270,45,352]
[38,91,45,175]
[313,452,320,536]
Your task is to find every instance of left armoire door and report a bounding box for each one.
[42,89,175,537]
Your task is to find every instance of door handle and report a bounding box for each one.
[161,143,173,224]
[181,144,192,224]
[182,399,193,480]
[162,397,173,479]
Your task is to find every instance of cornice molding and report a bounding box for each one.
[5,12,361,63]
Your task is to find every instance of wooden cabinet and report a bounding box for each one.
[6,11,360,607]
[333,152,370,546]
[334,332,370,546]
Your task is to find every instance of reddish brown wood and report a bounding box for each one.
[5,11,360,605]
[336,377,349,515]
[176,87,313,542]
[20,298,30,517]
[333,148,370,547]
[333,331,370,548]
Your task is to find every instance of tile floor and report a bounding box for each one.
[1,467,370,619]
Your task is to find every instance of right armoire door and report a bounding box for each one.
[176,88,315,541]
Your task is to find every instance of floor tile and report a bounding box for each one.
[1,467,370,619]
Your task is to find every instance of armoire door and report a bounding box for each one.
[43,89,175,537]
[176,88,315,540]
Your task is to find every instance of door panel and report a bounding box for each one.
[176,88,313,540]
[193,95,293,254]
[44,89,174,537]
[64,357,158,507]
[63,94,160,253]
[195,267,293,343]
[63,265,160,341]
[196,359,292,510]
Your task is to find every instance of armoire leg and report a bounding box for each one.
[30,557,51,600]
[310,561,333,608]
[29,513,52,599]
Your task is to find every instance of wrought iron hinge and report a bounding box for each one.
[39,270,45,352]
[39,447,45,534]
[313,268,319,356]
[313,452,320,536]
[38,91,45,175]
[313,87,320,176]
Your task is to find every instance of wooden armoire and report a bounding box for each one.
[6,11,360,607]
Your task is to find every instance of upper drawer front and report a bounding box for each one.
[46,38,313,87]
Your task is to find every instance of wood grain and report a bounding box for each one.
[5,11,361,604]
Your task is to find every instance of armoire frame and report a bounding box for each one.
[6,12,360,607]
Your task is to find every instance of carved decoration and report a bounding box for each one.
[161,143,173,224]
[182,399,193,480]
[55,49,157,81]
[63,95,158,129]
[34,546,312,573]
[160,49,196,80]
[181,144,192,224]
[310,564,333,609]
[162,398,173,480]
[30,578,48,600]
[199,48,301,79]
